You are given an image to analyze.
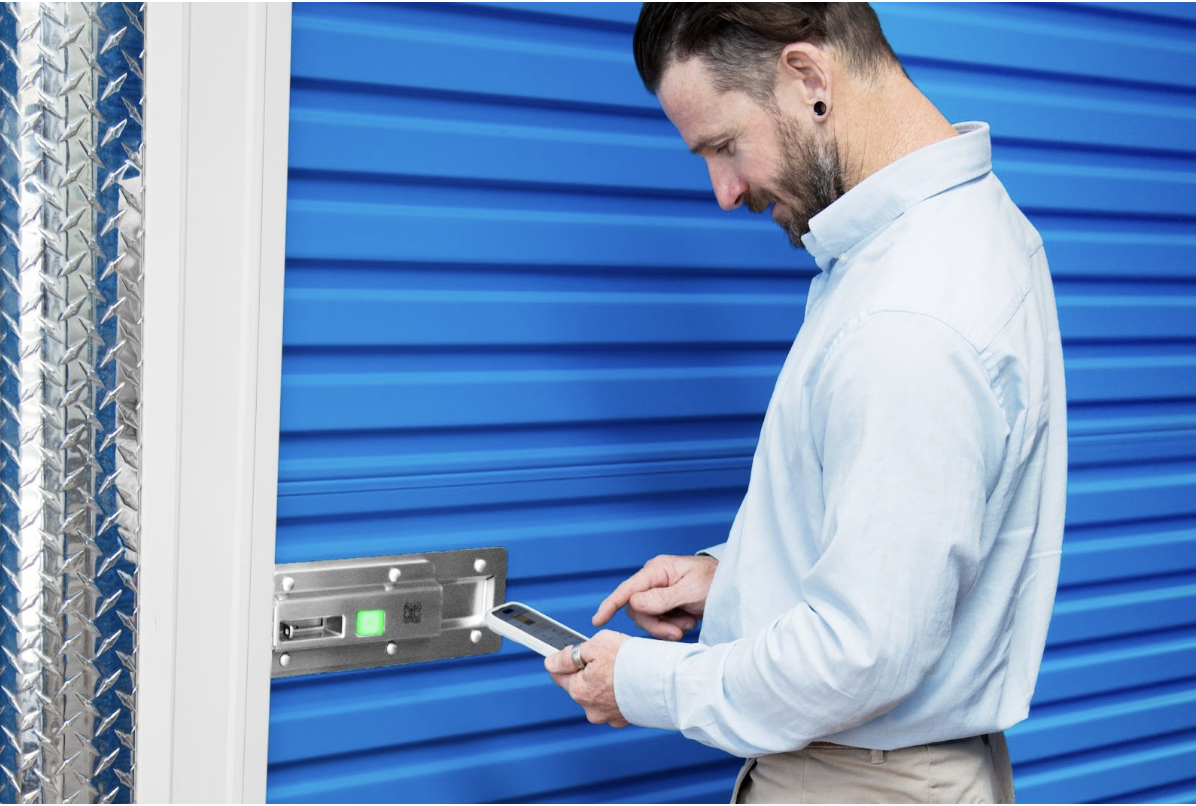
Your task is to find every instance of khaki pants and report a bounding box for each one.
[732,733,1015,804]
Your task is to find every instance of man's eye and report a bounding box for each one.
[715,141,732,155]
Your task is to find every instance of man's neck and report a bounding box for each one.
[835,71,959,194]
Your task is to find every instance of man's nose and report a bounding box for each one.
[708,163,746,211]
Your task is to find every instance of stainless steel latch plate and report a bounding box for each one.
[271,547,507,678]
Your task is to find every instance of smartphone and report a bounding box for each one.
[485,601,589,657]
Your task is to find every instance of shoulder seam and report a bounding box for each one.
[816,309,998,391]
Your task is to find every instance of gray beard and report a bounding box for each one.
[745,112,845,249]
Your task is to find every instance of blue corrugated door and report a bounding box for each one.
[270,3,1196,803]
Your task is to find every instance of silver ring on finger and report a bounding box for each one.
[571,643,586,670]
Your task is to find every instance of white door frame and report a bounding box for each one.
[138,3,291,801]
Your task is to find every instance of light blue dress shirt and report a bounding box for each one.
[614,122,1068,757]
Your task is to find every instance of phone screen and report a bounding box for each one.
[494,605,586,651]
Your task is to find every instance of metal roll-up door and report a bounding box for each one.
[270,3,1196,802]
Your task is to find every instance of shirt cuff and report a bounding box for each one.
[697,542,726,561]
[614,636,701,731]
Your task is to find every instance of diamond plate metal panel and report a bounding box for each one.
[0,3,143,803]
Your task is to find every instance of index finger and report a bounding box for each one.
[593,563,667,626]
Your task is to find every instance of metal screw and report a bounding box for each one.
[473,558,487,574]
[386,642,398,655]
[279,653,291,667]
[470,630,483,644]
[388,567,401,583]
[282,576,295,592]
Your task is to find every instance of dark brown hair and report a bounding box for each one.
[633,3,903,101]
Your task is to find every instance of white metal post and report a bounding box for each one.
[139,3,291,801]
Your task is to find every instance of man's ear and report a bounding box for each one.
[776,42,833,120]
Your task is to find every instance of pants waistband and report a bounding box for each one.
[807,734,987,751]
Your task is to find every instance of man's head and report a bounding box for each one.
[633,3,904,245]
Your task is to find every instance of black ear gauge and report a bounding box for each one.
[814,101,827,117]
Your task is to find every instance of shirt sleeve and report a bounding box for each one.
[614,311,1009,756]
[697,543,727,561]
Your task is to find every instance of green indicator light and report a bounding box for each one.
[356,609,386,637]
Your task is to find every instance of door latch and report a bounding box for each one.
[271,547,506,677]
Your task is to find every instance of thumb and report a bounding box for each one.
[629,586,681,616]
[544,646,579,675]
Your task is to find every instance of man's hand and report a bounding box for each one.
[546,630,631,726]
[593,554,718,640]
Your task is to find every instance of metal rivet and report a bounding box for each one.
[279,653,291,667]
[470,630,483,644]
[388,567,401,582]
[281,576,295,592]
[473,558,487,574]
[386,642,398,655]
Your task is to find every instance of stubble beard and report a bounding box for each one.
[745,111,845,249]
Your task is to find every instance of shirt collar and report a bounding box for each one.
[800,121,993,272]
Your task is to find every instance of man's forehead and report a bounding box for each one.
[658,58,765,152]
[657,57,716,117]
[658,58,734,143]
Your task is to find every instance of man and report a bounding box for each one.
[544,4,1067,803]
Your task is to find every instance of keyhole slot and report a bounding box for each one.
[279,615,345,642]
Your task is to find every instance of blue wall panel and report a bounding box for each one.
[272,3,1196,802]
